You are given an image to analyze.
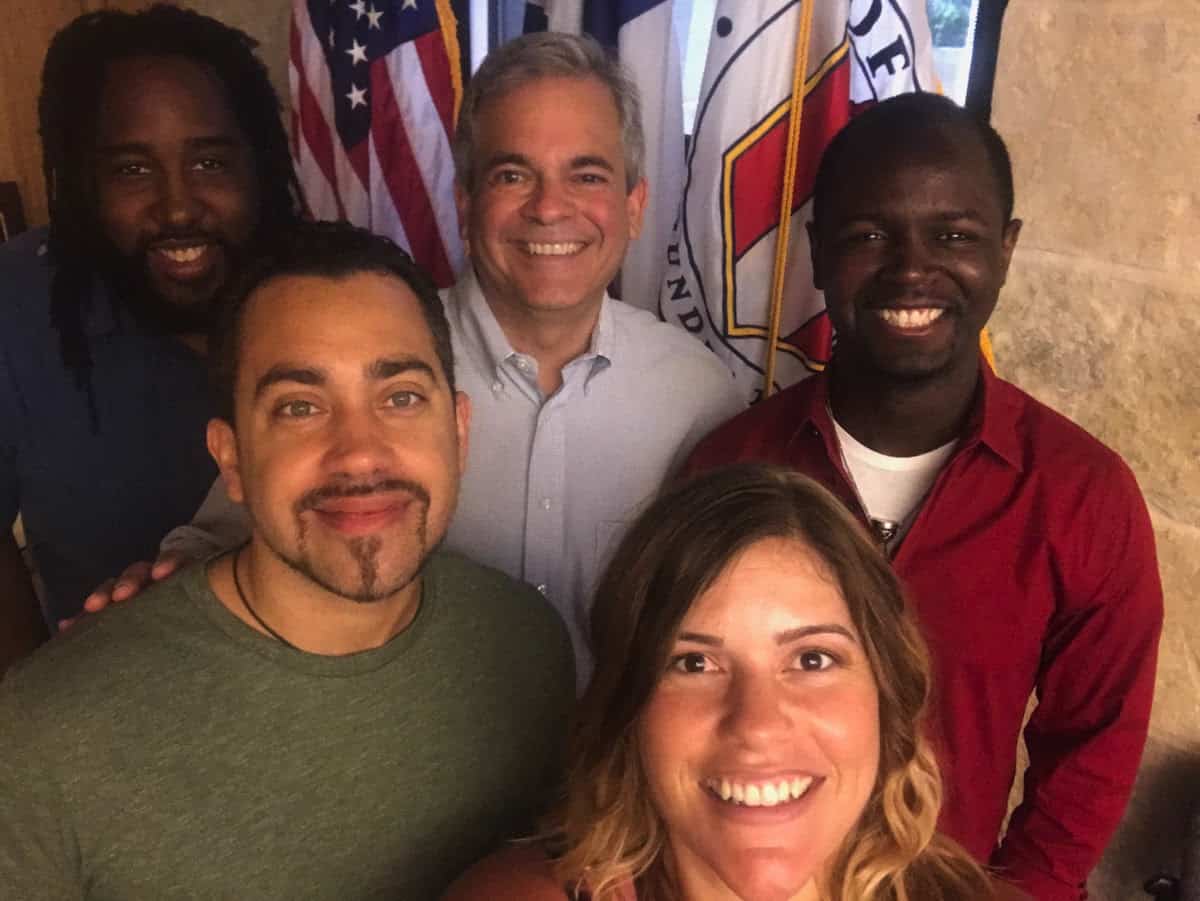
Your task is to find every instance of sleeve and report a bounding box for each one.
[158,474,252,560]
[0,674,83,899]
[991,461,1163,900]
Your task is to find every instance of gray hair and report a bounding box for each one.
[452,31,645,193]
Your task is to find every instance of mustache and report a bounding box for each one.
[295,478,430,514]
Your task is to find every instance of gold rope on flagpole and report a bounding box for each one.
[761,0,815,400]
[434,0,464,122]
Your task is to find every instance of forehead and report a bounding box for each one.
[474,75,623,159]
[825,126,1003,221]
[237,271,441,382]
[94,54,244,147]
[682,538,854,635]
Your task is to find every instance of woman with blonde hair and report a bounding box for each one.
[446,463,1028,901]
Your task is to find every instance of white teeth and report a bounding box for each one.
[878,307,944,329]
[158,246,207,263]
[706,776,816,808]
[525,241,584,256]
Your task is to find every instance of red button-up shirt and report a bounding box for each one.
[683,362,1162,901]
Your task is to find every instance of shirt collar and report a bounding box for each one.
[450,266,615,384]
[789,356,1024,472]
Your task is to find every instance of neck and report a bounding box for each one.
[829,353,981,457]
[484,289,603,396]
[208,541,422,655]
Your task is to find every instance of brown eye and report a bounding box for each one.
[671,652,712,674]
[796,650,835,672]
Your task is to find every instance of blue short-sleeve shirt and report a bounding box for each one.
[0,228,217,623]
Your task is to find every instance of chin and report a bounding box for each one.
[713,851,818,901]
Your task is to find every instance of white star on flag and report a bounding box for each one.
[402,0,418,10]
[366,5,384,29]
[346,39,367,64]
[348,0,366,20]
[346,83,367,109]
[328,26,335,48]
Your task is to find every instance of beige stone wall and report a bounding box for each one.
[990,3,1200,897]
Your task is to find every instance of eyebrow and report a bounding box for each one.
[95,136,244,157]
[253,357,439,401]
[569,155,615,172]
[676,624,858,647]
[253,364,325,400]
[366,357,439,384]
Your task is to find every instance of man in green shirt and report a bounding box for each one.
[0,222,575,899]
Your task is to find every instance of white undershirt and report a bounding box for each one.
[832,417,957,545]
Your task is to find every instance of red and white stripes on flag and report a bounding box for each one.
[289,0,465,287]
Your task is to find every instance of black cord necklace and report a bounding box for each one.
[232,545,301,651]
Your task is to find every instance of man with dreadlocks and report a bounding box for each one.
[0,4,302,670]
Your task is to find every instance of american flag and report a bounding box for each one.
[289,0,465,287]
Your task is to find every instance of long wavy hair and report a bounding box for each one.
[552,463,994,901]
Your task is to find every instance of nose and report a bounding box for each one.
[884,230,933,285]
[155,167,202,230]
[521,176,572,225]
[325,406,395,477]
[720,670,791,748]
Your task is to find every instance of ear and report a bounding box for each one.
[206,418,245,504]
[807,220,825,290]
[998,218,1023,286]
[453,391,471,475]
[625,177,648,241]
[454,181,471,245]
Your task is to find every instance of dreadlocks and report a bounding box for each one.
[38,4,302,426]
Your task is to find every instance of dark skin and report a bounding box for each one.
[809,125,1022,457]
[1,55,261,667]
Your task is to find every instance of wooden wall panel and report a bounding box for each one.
[0,1,146,231]
[0,1,93,229]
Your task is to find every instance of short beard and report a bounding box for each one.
[260,478,436,604]
[97,235,242,336]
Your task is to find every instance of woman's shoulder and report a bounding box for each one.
[442,844,570,901]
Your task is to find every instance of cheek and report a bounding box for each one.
[94,189,145,252]
[814,682,881,783]
[637,690,711,802]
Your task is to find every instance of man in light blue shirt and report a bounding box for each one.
[89,33,741,685]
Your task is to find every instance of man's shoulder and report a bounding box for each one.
[0,228,53,325]
[607,300,726,372]
[995,376,1132,479]
[2,569,209,721]
[687,375,818,466]
[428,551,565,634]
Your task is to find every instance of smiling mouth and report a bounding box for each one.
[521,241,586,256]
[703,776,816,808]
[876,307,946,330]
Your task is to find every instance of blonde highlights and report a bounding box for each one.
[550,464,996,900]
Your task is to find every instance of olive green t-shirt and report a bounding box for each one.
[0,551,574,900]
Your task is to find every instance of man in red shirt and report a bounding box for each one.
[683,92,1162,900]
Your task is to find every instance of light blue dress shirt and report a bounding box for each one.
[163,269,742,686]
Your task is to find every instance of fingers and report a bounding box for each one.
[77,577,117,620]
[149,552,185,581]
[107,561,153,603]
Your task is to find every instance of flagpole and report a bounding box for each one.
[761,0,815,400]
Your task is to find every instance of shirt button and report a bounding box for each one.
[491,379,503,394]
[541,497,552,511]
[516,359,530,372]
[536,583,548,595]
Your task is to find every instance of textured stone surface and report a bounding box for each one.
[992,2,1200,898]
